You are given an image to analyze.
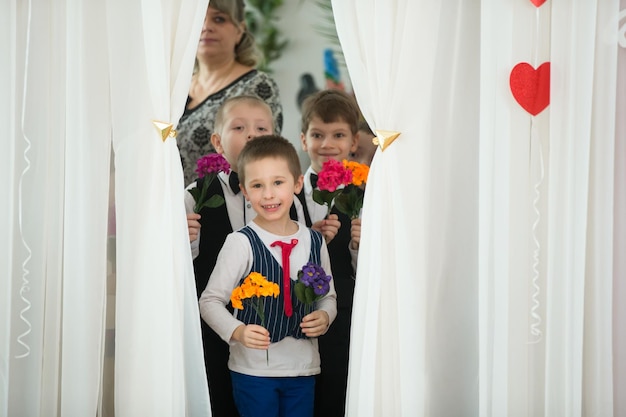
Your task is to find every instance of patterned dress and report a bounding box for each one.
[177,69,283,186]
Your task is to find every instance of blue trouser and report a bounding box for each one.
[230,371,315,417]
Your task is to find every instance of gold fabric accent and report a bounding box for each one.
[373,130,401,151]
[152,120,177,142]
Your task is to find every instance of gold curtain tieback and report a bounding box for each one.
[373,130,400,151]
[152,120,177,142]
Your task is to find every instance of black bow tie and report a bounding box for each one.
[229,172,240,195]
[310,173,318,189]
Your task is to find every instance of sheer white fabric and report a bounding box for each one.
[4,0,624,415]
[106,1,210,416]
[2,1,210,416]
[333,1,481,416]
[333,1,623,416]
[613,2,626,414]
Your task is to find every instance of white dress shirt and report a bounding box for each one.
[198,221,337,377]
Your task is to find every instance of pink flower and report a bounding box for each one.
[189,153,230,212]
[195,153,230,179]
[316,159,352,192]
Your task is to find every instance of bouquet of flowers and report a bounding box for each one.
[334,160,369,219]
[188,153,231,213]
[312,159,351,217]
[312,159,369,219]
[294,262,332,316]
[230,272,280,364]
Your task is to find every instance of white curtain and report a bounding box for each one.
[333,0,625,416]
[333,1,480,415]
[1,1,210,416]
[613,2,626,414]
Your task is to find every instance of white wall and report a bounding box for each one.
[268,1,352,169]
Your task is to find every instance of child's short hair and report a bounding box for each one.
[300,89,361,135]
[358,120,374,136]
[213,95,273,134]
[237,135,302,185]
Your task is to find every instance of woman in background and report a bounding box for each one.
[178,0,283,186]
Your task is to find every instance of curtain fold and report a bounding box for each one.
[548,2,617,415]
[105,0,210,415]
[332,1,480,415]
[4,2,68,415]
[3,1,210,415]
[614,4,626,413]
[0,0,18,415]
[60,1,111,415]
[334,1,621,416]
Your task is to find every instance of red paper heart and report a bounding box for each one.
[509,62,550,116]
[530,0,547,6]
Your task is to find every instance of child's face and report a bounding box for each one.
[300,116,358,172]
[241,157,304,229]
[211,103,273,170]
[349,129,377,166]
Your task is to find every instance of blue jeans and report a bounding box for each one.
[230,371,315,417]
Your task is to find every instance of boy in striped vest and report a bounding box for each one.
[199,135,337,417]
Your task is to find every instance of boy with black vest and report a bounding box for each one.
[299,89,361,417]
[185,96,337,416]
[199,135,337,417]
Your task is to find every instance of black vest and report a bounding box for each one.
[296,187,355,312]
[326,207,355,312]
[236,226,322,342]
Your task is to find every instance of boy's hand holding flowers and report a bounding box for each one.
[294,262,332,338]
[230,272,280,364]
[300,310,330,338]
[188,153,231,213]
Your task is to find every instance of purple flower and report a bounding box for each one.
[313,280,330,296]
[300,263,319,286]
[295,262,332,316]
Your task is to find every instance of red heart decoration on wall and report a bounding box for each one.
[509,62,550,116]
[530,0,547,6]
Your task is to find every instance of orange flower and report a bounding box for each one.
[230,272,280,365]
[230,287,244,310]
[343,160,369,187]
[230,272,280,310]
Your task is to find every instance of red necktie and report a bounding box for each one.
[270,239,298,317]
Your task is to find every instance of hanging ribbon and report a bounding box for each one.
[16,0,35,359]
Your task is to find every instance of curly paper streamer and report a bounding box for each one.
[15,0,34,359]
[619,9,626,48]
[528,123,545,344]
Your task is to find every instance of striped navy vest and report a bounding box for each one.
[236,226,323,343]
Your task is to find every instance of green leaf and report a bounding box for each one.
[305,287,316,305]
[333,187,364,219]
[205,194,225,208]
[312,189,341,207]
[294,282,307,304]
